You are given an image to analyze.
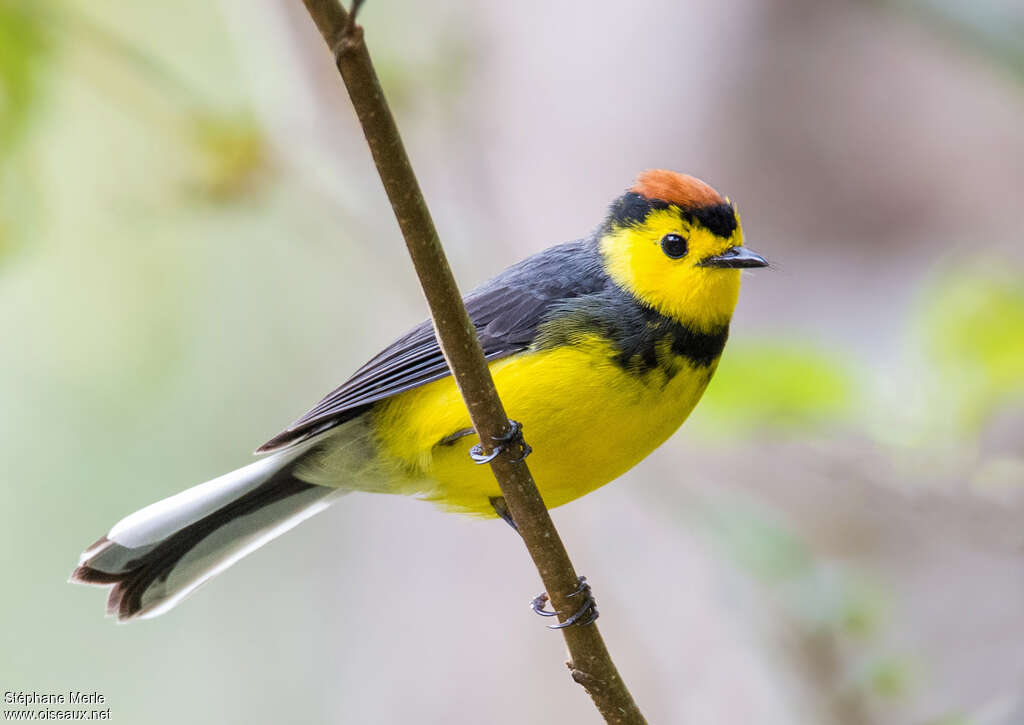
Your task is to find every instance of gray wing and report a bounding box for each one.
[257,239,606,452]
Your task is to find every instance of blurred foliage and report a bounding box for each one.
[62,3,207,108]
[0,204,10,264]
[688,265,1024,721]
[865,657,914,699]
[919,269,1024,429]
[375,44,468,112]
[61,8,273,202]
[699,269,1024,456]
[700,496,811,582]
[371,20,473,113]
[188,113,271,201]
[0,0,48,157]
[694,491,914,718]
[701,341,854,434]
[0,0,48,266]
[0,0,273,269]
[697,494,884,634]
[838,585,883,639]
[893,0,1024,84]
[0,156,37,268]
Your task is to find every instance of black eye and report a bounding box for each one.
[660,233,688,259]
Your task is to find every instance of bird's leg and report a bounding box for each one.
[480,425,596,628]
[489,497,597,628]
[489,496,518,532]
[469,419,532,464]
[531,576,599,628]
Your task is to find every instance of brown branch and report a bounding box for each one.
[296,1,646,722]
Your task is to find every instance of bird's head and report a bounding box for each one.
[599,169,767,330]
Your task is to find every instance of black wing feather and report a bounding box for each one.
[257,239,606,453]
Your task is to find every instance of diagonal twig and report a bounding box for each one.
[295,1,647,722]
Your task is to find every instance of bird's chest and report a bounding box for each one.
[384,333,719,514]
[497,341,717,506]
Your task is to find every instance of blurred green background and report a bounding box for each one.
[2,0,1023,723]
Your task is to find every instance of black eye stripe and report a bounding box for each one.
[660,233,688,259]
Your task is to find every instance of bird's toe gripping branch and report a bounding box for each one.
[531,576,600,629]
[469,419,532,465]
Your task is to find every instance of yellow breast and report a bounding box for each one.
[370,333,717,516]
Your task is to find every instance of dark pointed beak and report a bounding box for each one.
[698,246,768,269]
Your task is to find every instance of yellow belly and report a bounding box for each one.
[369,334,717,516]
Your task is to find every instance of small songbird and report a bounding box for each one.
[72,169,767,621]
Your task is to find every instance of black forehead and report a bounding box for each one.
[690,202,738,239]
[604,191,738,239]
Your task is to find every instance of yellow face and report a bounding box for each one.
[600,206,749,331]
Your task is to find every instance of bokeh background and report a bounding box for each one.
[2,0,1023,722]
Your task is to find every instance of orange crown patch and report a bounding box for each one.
[631,169,725,209]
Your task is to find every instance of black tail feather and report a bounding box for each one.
[71,468,317,621]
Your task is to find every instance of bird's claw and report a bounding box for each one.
[469,419,532,464]
[531,592,559,617]
[530,576,599,629]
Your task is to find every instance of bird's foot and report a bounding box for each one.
[490,496,519,532]
[469,419,532,464]
[531,576,599,629]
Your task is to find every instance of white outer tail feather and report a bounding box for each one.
[107,455,287,549]
[73,451,347,621]
[132,484,346,620]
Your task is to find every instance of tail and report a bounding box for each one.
[71,453,346,621]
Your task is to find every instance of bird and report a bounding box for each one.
[71,169,768,622]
